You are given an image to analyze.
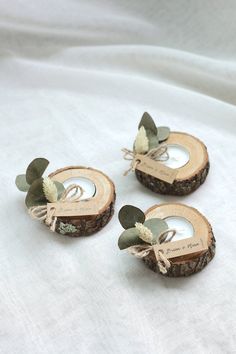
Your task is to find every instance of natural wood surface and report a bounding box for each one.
[49,166,116,236]
[135,132,210,195]
[143,203,216,277]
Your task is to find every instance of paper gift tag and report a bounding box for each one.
[153,235,208,260]
[134,154,178,184]
[47,201,99,217]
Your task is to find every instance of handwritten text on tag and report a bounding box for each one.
[47,202,99,217]
[154,236,208,260]
[135,154,178,184]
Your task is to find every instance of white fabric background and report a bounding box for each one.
[0,1,236,353]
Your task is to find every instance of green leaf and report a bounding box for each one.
[118,205,145,229]
[25,178,47,208]
[26,158,49,185]
[158,126,170,142]
[15,174,30,192]
[144,127,159,151]
[138,112,157,135]
[118,227,145,250]
[148,134,159,150]
[143,218,169,244]
[54,181,65,200]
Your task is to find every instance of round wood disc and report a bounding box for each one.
[143,203,215,277]
[49,166,116,237]
[135,132,210,195]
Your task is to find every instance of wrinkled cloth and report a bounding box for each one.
[0,1,236,353]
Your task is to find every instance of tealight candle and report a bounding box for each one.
[162,144,190,169]
[63,177,96,200]
[165,216,194,241]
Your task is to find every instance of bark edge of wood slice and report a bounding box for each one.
[135,132,210,196]
[49,166,116,237]
[143,203,216,277]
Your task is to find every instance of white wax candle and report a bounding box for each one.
[162,144,190,169]
[63,177,96,200]
[165,216,194,241]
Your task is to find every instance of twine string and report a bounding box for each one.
[122,144,169,176]
[127,228,176,274]
[28,184,84,232]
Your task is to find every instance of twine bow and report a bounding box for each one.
[122,145,169,176]
[127,229,176,274]
[28,184,84,232]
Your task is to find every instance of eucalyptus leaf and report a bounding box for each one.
[138,112,157,135]
[145,128,154,140]
[15,174,30,192]
[143,218,169,244]
[143,127,159,150]
[54,181,65,200]
[158,126,170,142]
[118,227,145,250]
[25,177,47,208]
[26,158,49,185]
[148,134,159,150]
[119,205,145,229]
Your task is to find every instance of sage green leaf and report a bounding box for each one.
[148,134,159,150]
[118,227,145,250]
[26,158,49,185]
[25,177,47,208]
[119,205,145,229]
[15,174,30,192]
[138,112,157,135]
[54,181,65,200]
[158,126,170,142]
[143,218,169,243]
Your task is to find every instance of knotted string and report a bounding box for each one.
[28,184,84,232]
[122,144,169,176]
[127,228,176,274]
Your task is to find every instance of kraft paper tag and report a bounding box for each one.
[47,202,99,217]
[153,236,208,260]
[135,154,178,184]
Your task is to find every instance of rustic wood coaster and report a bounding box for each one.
[49,166,116,237]
[135,132,209,195]
[143,203,215,277]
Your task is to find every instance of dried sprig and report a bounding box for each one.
[16,157,65,208]
[43,177,58,203]
[118,205,169,250]
[134,126,149,154]
[136,112,170,151]
[135,222,153,243]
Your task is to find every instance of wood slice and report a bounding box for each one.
[135,132,209,195]
[49,166,116,237]
[143,203,215,277]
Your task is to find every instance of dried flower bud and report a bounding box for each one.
[135,222,153,243]
[43,177,58,203]
[134,126,149,154]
